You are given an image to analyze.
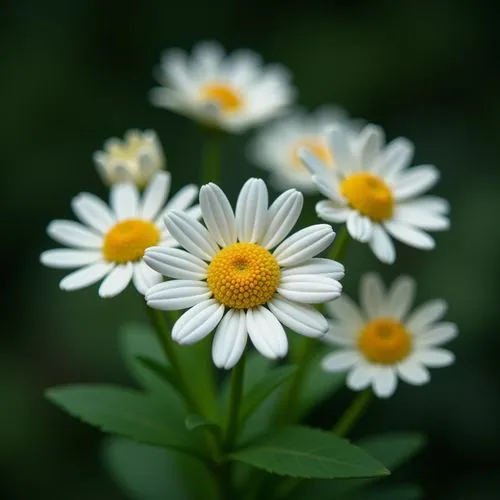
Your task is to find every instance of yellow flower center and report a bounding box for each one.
[358,318,412,364]
[108,135,144,162]
[340,173,394,221]
[207,243,280,309]
[199,83,244,113]
[103,219,160,263]
[291,138,334,171]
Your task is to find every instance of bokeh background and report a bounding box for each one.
[1,0,499,498]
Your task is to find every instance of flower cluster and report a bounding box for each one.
[41,39,458,500]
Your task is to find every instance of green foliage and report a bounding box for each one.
[103,437,218,500]
[185,414,222,440]
[352,484,423,500]
[135,355,179,392]
[240,365,297,425]
[231,426,389,479]
[46,384,206,460]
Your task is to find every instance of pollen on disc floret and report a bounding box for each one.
[207,243,280,309]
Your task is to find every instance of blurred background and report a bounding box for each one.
[1,0,499,498]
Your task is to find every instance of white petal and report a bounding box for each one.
[360,272,386,319]
[394,203,449,231]
[111,182,140,220]
[385,275,416,320]
[164,211,219,261]
[59,261,114,291]
[299,148,328,175]
[140,172,171,220]
[346,363,374,391]
[212,309,247,369]
[384,221,435,250]
[146,279,211,310]
[144,246,208,280]
[71,193,115,233]
[414,322,458,347]
[372,366,398,398]
[199,183,237,247]
[374,137,414,178]
[369,224,396,264]
[278,276,342,304]
[260,189,303,249]
[397,359,430,385]
[132,260,162,295]
[326,124,356,174]
[98,263,134,298]
[172,299,224,345]
[415,348,455,367]
[235,178,268,243]
[312,173,346,205]
[246,306,288,359]
[47,220,102,249]
[393,165,440,201]
[409,196,450,214]
[322,350,361,372]
[273,224,335,266]
[346,211,373,243]
[40,249,101,268]
[324,321,357,347]
[405,299,448,334]
[358,124,384,166]
[281,258,345,280]
[316,200,350,223]
[268,296,329,338]
[325,295,365,331]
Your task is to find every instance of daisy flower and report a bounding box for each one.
[300,123,450,264]
[40,172,199,298]
[150,41,295,133]
[93,129,165,187]
[248,106,351,193]
[144,178,344,369]
[322,273,457,398]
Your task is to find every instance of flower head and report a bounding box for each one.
[300,124,450,263]
[93,130,165,187]
[144,178,344,369]
[249,106,351,193]
[40,173,199,298]
[322,273,457,398]
[150,41,295,133]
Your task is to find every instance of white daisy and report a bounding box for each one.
[322,273,457,398]
[300,123,450,264]
[248,106,351,193]
[93,129,165,187]
[144,178,344,369]
[150,41,295,133]
[40,172,200,298]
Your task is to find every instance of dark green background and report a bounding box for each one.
[1,0,499,498]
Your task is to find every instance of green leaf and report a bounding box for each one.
[46,384,205,459]
[231,426,389,479]
[103,437,218,500]
[352,484,423,500]
[240,365,297,424]
[185,414,221,439]
[136,355,179,391]
[358,433,426,470]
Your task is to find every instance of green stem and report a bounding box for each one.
[145,306,200,414]
[224,355,246,450]
[329,225,349,261]
[333,389,372,437]
[201,129,222,185]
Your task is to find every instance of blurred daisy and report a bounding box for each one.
[40,173,199,298]
[300,124,450,264]
[322,273,457,398]
[150,41,295,133]
[144,178,344,369]
[249,106,351,193]
[93,129,165,187]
